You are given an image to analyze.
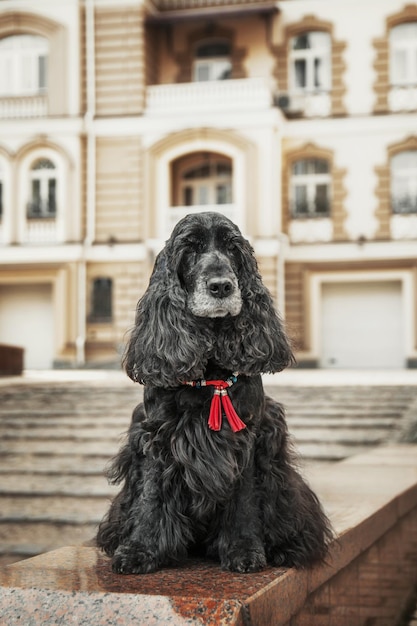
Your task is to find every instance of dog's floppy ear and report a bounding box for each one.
[219,236,295,375]
[241,280,295,374]
[123,248,208,387]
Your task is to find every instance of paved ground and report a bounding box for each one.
[0,368,416,573]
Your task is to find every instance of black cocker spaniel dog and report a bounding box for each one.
[96,211,332,574]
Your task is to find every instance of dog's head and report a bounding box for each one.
[168,212,246,318]
[124,212,294,386]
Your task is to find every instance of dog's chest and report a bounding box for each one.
[166,397,253,503]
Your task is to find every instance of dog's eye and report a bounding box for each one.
[186,238,204,253]
[225,239,238,252]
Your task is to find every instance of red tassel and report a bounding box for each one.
[208,389,222,431]
[221,390,247,433]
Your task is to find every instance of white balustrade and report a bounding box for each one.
[389,86,417,112]
[0,95,47,119]
[23,219,59,244]
[146,78,272,115]
[287,92,331,118]
[390,214,417,240]
[156,0,267,8]
[289,218,333,244]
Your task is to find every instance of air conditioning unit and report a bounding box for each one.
[273,93,291,110]
[273,92,305,116]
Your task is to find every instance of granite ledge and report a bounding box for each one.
[1,444,417,626]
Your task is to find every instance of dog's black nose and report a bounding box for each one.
[208,278,234,299]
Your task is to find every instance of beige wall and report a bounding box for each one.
[95,137,144,244]
[94,6,146,117]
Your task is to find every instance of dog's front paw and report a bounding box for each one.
[222,546,267,573]
[112,544,160,574]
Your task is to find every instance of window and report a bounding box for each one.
[0,35,48,96]
[290,32,331,93]
[391,151,417,213]
[180,158,232,206]
[193,41,232,82]
[390,23,417,86]
[290,158,331,217]
[27,158,57,218]
[90,278,113,322]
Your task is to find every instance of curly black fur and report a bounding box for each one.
[96,212,332,574]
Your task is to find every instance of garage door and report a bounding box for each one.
[320,281,404,369]
[0,284,54,370]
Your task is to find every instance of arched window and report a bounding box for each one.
[179,155,232,206]
[193,41,232,82]
[89,278,113,322]
[391,150,417,213]
[0,34,48,96]
[390,22,417,86]
[290,158,331,217]
[289,32,331,93]
[27,158,57,218]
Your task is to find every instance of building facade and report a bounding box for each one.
[0,0,416,370]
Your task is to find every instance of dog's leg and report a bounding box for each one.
[111,457,192,574]
[212,469,267,573]
[111,459,163,574]
[258,397,333,568]
[265,471,332,568]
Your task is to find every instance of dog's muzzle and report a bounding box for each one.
[186,250,243,318]
[188,274,242,318]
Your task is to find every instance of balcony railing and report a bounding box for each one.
[280,91,331,118]
[288,217,333,244]
[389,85,417,112]
[146,78,273,115]
[0,94,48,119]
[391,214,417,240]
[23,218,59,244]
[154,0,273,9]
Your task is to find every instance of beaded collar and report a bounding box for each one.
[184,372,246,433]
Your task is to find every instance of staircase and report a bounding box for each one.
[266,385,417,461]
[0,379,416,566]
[0,381,139,567]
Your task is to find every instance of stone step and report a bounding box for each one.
[296,442,372,461]
[285,407,405,417]
[270,401,412,416]
[0,427,128,440]
[0,409,127,416]
[0,418,398,437]
[0,416,131,428]
[0,455,110,475]
[0,410,400,425]
[291,427,389,445]
[0,440,120,456]
[266,386,417,396]
[286,416,396,428]
[0,496,109,523]
[0,474,117,497]
[0,522,97,557]
[0,388,140,405]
